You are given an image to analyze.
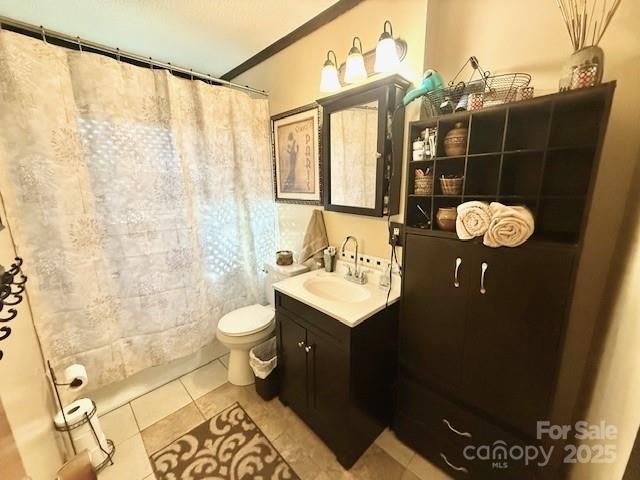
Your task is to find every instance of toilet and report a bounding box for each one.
[216,263,309,385]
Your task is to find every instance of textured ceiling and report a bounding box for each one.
[0,0,339,76]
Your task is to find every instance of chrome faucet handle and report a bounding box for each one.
[358,271,367,284]
[345,264,352,276]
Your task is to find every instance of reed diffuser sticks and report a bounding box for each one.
[555,0,623,51]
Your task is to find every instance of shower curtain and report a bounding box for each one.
[0,30,276,388]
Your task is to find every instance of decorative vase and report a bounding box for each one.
[436,207,457,232]
[560,46,604,91]
[443,122,468,157]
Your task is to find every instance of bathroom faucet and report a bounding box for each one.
[340,236,367,285]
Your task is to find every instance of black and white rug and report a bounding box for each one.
[150,403,299,480]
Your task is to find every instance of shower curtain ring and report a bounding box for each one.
[190,69,194,81]
[149,57,153,70]
[168,62,173,75]
[116,48,121,62]
[40,25,47,43]
[77,36,83,53]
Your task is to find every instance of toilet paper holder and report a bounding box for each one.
[48,361,115,472]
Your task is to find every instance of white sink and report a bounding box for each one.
[302,277,371,303]
[274,270,400,327]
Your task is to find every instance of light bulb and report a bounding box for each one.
[344,37,366,84]
[320,51,340,93]
[375,21,400,73]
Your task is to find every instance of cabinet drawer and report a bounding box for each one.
[276,292,350,345]
[397,375,535,476]
[395,412,535,479]
[395,411,474,479]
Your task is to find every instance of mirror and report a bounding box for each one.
[318,74,410,217]
[329,101,379,209]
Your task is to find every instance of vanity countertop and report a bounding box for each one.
[273,269,400,328]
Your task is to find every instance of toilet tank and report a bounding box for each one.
[264,263,309,307]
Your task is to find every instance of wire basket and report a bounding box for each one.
[439,176,463,195]
[414,174,434,196]
[421,57,531,117]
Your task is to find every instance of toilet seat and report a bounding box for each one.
[218,304,275,337]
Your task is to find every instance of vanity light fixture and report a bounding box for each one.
[374,20,400,73]
[344,37,367,84]
[320,50,341,93]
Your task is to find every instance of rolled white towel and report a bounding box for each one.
[483,202,535,248]
[456,201,492,240]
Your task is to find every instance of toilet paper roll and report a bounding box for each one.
[63,364,88,392]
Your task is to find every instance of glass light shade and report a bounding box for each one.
[344,50,367,84]
[320,63,341,93]
[374,35,400,73]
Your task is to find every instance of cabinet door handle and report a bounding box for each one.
[480,262,488,294]
[440,453,469,474]
[442,418,472,438]
[454,257,462,288]
[297,341,305,348]
[305,345,313,353]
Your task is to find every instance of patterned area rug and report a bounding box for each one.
[150,403,300,480]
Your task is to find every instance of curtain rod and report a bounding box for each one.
[0,15,268,97]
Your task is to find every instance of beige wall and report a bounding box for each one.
[0,204,63,479]
[236,0,430,259]
[239,0,640,477]
[574,152,640,480]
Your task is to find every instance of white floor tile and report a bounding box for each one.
[180,360,228,400]
[375,428,415,466]
[219,353,230,368]
[99,404,139,446]
[407,453,453,480]
[99,433,152,480]
[130,380,192,430]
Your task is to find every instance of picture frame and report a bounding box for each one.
[271,103,322,205]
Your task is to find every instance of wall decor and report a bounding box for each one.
[271,104,322,205]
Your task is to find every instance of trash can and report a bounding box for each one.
[249,336,280,401]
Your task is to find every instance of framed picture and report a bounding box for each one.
[271,104,322,204]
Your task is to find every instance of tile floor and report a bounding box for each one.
[97,357,452,480]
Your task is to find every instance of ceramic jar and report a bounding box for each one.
[443,122,468,157]
[436,207,457,232]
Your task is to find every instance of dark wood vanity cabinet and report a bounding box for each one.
[275,291,398,468]
[398,235,577,478]
[396,85,616,479]
[400,235,575,434]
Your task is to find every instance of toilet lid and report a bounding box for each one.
[218,304,275,337]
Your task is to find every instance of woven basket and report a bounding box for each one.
[414,174,434,195]
[440,176,463,195]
